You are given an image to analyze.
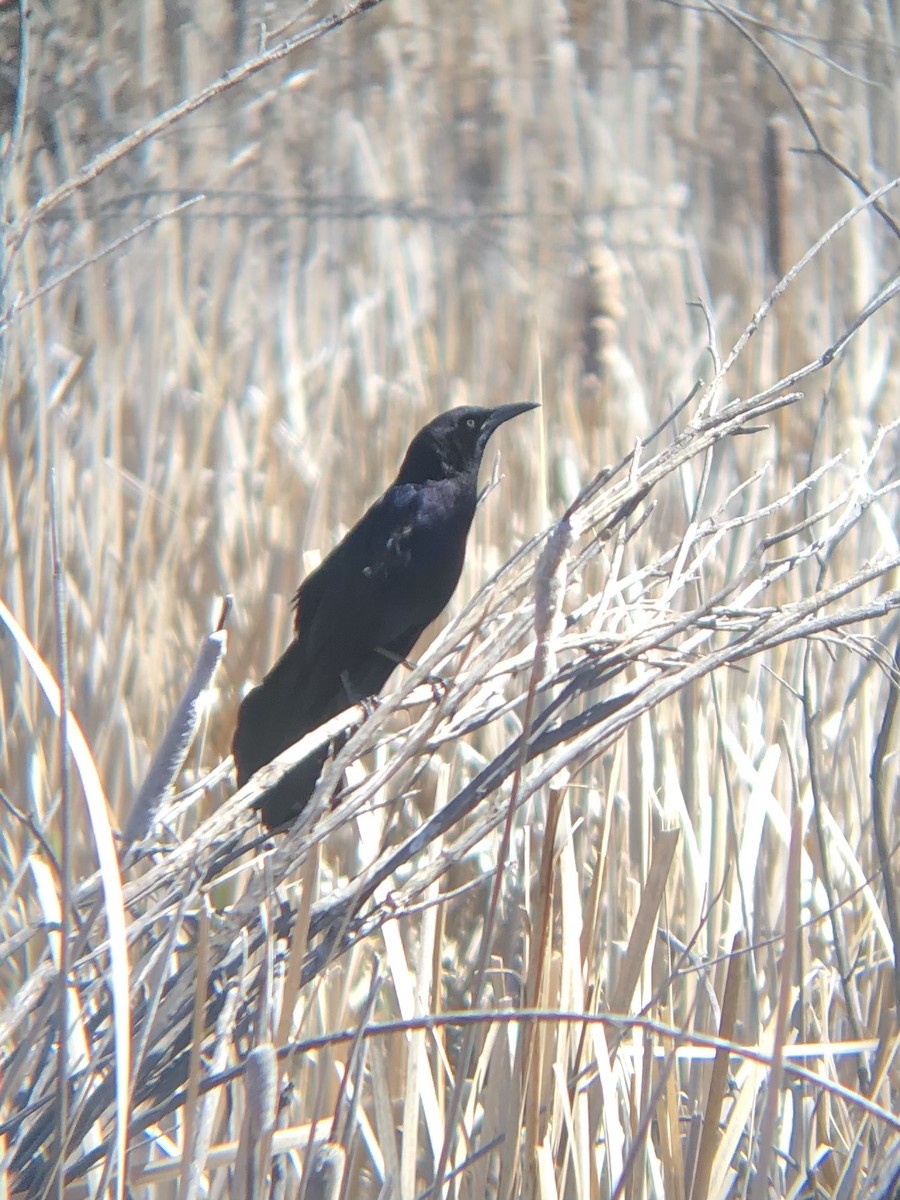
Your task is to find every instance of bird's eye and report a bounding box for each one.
[466,418,476,429]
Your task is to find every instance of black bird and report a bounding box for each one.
[233,402,538,828]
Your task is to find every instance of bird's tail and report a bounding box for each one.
[232,641,344,827]
[233,685,336,827]
[254,745,334,829]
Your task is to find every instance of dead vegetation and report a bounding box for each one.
[2,3,900,1198]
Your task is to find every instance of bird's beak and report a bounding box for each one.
[484,401,540,435]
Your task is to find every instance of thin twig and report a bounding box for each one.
[48,465,72,1200]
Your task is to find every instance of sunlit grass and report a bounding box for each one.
[2,3,900,1198]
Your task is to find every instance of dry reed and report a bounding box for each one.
[2,3,900,1199]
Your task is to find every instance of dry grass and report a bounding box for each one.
[2,2,900,1198]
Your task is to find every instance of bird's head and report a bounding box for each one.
[395,403,538,485]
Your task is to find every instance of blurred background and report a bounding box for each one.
[2,3,900,1198]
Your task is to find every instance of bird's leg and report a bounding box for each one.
[328,774,349,811]
[374,646,450,706]
[339,670,380,721]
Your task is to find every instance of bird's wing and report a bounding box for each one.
[235,488,423,774]
[293,483,422,651]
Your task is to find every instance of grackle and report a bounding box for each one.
[232,402,538,829]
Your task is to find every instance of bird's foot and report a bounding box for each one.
[424,672,450,706]
[384,651,450,707]
[274,898,296,940]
